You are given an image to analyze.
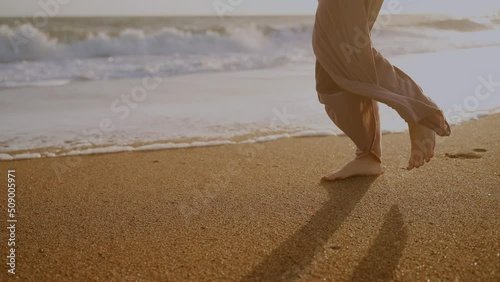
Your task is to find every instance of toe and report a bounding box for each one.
[407,158,416,170]
[407,155,416,170]
[322,171,349,181]
[424,153,431,163]
[322,174,338,181]
[410,151,421,168]
[414,155,424,168]
[416,150,426,168]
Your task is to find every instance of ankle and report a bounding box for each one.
[357,153,382,163]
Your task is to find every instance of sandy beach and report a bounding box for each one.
[0,113,498,281]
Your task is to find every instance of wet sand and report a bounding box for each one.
[0,114,499,281]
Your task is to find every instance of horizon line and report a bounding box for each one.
[0,11,478,19]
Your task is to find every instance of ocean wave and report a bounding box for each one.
[1,17,500,89]
[0,79,72,89]
[417,19,493,32]
[0,23,312,63]
[1,17,499,63]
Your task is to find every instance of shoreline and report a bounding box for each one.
[1,112,499,161]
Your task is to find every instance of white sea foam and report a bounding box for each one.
[0,130,347,160]
[12,153,42,160]
[0,79,72,89]
[66,146,134,156]
[291,130,336,137]
[0,154,14,160]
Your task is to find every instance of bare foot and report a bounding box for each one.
[322,154,383,181]
[407,123,435,170]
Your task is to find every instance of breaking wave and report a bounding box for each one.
[1,16,500,89]
[1,17,500,63]
[417,19,493,32]
[0,23,313,62]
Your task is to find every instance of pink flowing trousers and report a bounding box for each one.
[313,0,451,160]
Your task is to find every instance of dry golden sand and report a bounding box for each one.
[0,114,499,281]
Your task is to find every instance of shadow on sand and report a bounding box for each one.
[350,204,407,281]
[241,177,407,281]
[241,176,377,281]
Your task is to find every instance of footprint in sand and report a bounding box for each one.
[445,148,487,159]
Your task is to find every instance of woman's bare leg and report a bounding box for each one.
[370,49,437,169]
[322,101,383,181]
[316,61,382,181]
[313,0,449,172]
[407,123,435,169]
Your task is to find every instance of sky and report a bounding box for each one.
[1,0,500,17]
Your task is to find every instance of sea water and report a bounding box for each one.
[0,15,499,159]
